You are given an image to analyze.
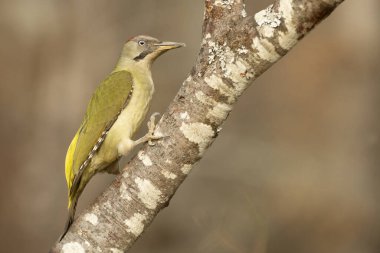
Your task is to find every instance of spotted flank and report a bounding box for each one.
[77,130,109,175]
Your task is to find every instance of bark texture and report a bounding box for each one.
[51,0,345,252]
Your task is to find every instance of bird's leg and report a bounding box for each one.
[118,113,165,157]
[134,112,163,146]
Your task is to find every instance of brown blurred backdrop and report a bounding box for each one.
[0,0,379,252]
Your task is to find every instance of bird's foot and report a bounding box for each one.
[147,112,166,145]
[135,112,165,146]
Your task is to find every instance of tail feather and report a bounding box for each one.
[60,161,97,241]
[59,199,77,241]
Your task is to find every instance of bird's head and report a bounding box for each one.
[119,35,185,67]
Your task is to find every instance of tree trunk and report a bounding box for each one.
[51,0,345,252]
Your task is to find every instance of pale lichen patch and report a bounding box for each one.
[181,164,192,175]
[241,8,248,17]
[135,177,162,209]
[195,91,232,124]
[195,91,214,106]
[255,4,281,37]
[224,58,254,94]
[252,37,280,63]
[215,0,234,9]
[185,75,192,83]
[180,111,190,120]
[120,182,132,201]
[137,150,153,167]
[207,40,250,87]
[202,33,212,45]
[207,40,234,72]
[278,0,298,50]
[84,213,98,226]
[208,102,232,124]
[62,242,85,253]
[219,44,235,77]
[161,169,177,179]
[205,75,236,103]
[104,201,112,210]
[124,212,147,237]
[207,40,218,64]
[180,122,214,155]
[206,38,254,90]
[109,248,124,253]
[237,46,249,55]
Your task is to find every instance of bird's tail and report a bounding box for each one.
[59,198,77,241]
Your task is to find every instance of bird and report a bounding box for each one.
[60,35,185,240]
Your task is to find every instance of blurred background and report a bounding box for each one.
[0,0,379,252]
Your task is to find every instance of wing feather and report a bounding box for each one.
[65,70,133,190]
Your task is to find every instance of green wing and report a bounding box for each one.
[65,70,133,189]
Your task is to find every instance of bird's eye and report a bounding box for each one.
[138,40,145,46]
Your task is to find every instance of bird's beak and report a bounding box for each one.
[155,41,186,51]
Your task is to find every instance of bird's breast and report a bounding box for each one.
[112,85,154,137]
[102,75,154,157]
[91,67,154,166]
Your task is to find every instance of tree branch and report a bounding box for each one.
[51,0,345,252]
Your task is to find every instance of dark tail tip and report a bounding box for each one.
[59,204,76,241]
[59,215,74,241]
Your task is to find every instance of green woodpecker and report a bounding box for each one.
[61,35,184,240]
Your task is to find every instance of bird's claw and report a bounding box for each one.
[148,136,163,146]
[147,112,160,133]
[146,112,163,146]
